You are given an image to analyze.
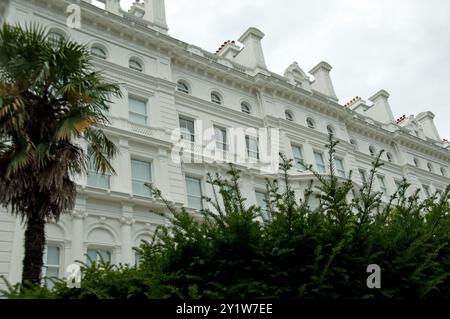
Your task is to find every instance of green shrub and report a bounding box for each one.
[2,137,449,299]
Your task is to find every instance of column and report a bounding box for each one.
[120,204,135,265]
[8,217,25,285]
[112,138,131,194]
[71,196,87,263]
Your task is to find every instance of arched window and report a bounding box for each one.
[241,102,251,114]
[349,139,358,149]
[386,152,393,163]
[306,117,315,129]
[413,157,420,168]
[369,146,376,157]
[440,167,446,176]
[285,110,294,122]
[47,30,65,46]
[177,80,190,94]
[91,45,107,59]
[427,162,433,173]
[129,58,143,72]
[326,125,335,136]
[211,91,222,105]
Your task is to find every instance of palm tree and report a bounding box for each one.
[0,24,122,286]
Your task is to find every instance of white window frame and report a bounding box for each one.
[422,184,431,198]
[185,176,203,210]
[43,244,62,287]
[179,117,195,142]
[128,96,148,126]
[377,175,387,193]
[314,151,326,173]
[291,144,306,171]
[129,59,143,72]
[177,80,190,94]
[131,159,152,197]
[211,91,222,105]
[334,157,346,178]
[255,190,270,221]
[87,155,111,189]
[285,110,294,121]
[86,247,113,266]
[241,102,251,114]
[91,45,107,59]
[359,169,367,184]
[245,135,259,160]
[306,117,315,129]
[214,126,228,151]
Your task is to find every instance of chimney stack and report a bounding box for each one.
[309,61,338,101]
[233,27,267,70]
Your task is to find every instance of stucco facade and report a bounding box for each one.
[0,0,449,288]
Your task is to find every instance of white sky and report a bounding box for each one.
[118,0,450,140]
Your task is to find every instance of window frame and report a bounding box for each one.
[291,144,306,171]
[359,169,367,184]
[185,176,203,210]
[131,159,152,197]
[369,146,376,157]
[91,45,107,59]
[245,135,259,160]
[306,117,316,129]
[422,184,431,198]
[255,190,270,221]
[179,116,195,142]
[285,110,294,122]
[314,151,326,173]
[177,80,190,94]
[377,175,387,193]
[86,247,113,266]
[43,243,62,288]
[87,154,111,189]
[241,102,251,114]
[326,125,335,136]
[128,96,148,126]
[214,126,228,151]
[47,30,65,46]
[210,91,223,105]
[334,157,346,178]
[129,58,143,72]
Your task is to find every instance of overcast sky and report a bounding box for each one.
[119,0,450,140]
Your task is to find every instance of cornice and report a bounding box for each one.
[25,0,450,160]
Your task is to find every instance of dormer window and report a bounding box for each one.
[211,91,222,105]
[349,139,358,149]
[413,157,420,168]
[177,80,190,94]
[241,102,251,114]
[306,117,315,129]
[441,167,446,177]
[91,45,107,59]
[129,59,143,72]
[285,110,294,122]
[427,162,433,173]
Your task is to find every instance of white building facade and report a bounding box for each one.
[1,0,449,289]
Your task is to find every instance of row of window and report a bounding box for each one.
[43,245,140,289]
[176,80,253,115]
[87,158,152,196]
[349,139,447,176]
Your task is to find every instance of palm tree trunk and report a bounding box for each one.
[21,214,46,286]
